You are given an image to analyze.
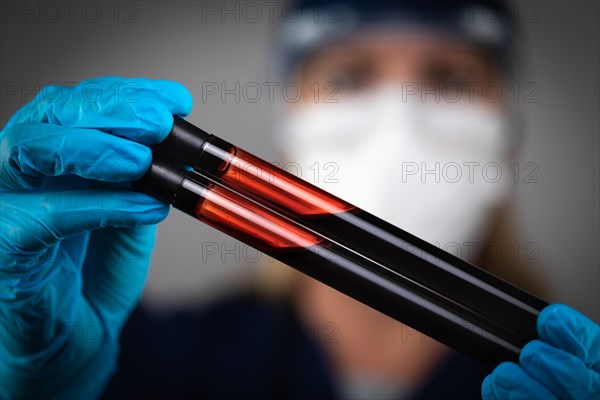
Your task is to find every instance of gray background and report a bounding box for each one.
[1,0,598,321]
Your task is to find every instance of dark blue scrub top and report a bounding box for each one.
[101,292,492,399]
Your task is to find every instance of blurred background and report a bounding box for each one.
[1,0,598,324]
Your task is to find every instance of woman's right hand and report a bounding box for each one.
[0,76,193,399]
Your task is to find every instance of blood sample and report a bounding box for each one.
[142,118,549,364]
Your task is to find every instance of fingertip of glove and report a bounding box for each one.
[537,304,567,341]
[493,362,521,386]
[112,140,152,182]
[155,112,176,143]
[538,303,568,326]
[145,201,170,224]
[519,340,545,365]
[121,191,170,224]
[482,362,521,399]
[157,80,194,116]
[480,374,494,400]
[537,304,595,345]
[176,85,194,116]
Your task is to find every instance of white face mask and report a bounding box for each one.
[275,86,513,257]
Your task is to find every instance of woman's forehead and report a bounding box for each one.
[305,30,491,62]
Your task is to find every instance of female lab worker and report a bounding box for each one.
[1,0,598,399]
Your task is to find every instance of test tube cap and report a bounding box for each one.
[133,157,187,204]
[153,116,213,166]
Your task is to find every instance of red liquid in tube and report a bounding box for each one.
[195,182,321,250]
[144,117,550,365]
[224,148,353,215]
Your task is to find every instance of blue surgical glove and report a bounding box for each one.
[482,304,600,399]
[0,76,193,399]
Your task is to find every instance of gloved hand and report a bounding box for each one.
[482,303,600,399]
[0,76,193,399]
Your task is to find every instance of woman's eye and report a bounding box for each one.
[327,64,376,93]
[419,62,492,103]
[424,65,473,86]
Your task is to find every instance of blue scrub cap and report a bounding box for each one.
[274,0,516,80]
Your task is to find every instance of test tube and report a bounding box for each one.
[145,117,549,364]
